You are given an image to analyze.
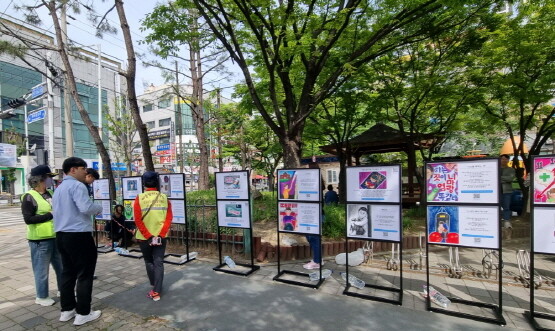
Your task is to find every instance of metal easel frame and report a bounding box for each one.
[93,178,113,254]
[273,167,324,289]
[525,154,555,330]
[343,164,403,305]
[424,158,505,326]
[118,176,143,259]
[161,173,195,265]
[213,170,259,276]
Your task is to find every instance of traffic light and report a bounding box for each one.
[0,109,16,119]
[7,98,26,109]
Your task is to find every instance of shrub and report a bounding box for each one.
[323,204,345,239]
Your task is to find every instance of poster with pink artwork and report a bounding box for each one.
[533,156,555,204]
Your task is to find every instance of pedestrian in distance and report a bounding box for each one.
[134,171,173,302]
[21,165,63,306]
[85,168,99,199]
[53,157,103,326]
[324,184,339,205]
[500,154,515,240]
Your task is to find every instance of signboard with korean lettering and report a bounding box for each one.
[426,159,498,204]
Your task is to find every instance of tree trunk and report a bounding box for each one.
[46,1,116,198]
[115,0,154,172]
[281,134,302,168]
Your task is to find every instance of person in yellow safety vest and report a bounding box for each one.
[21,165,63,306]
[134,171,173,302]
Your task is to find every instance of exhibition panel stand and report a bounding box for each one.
[424,159,505,325]
[343,164,403,305]
[93,178,113,254]
[213,171,259,276]
[273,168,324,289]
[119,176,144,259]
[160,173,195,265]
[525,155,555,330]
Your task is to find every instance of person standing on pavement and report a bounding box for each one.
[53,157,103,326]
[500,154,515,240]
[21,165,63,306]
[324,184,339,205]
[134,171,173,302]
[85,168,99,198]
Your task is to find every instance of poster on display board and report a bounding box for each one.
[533,207,555,254]
[278,202,320,234]
[277,169,321,202]
[216,171,249,200]
[426,159,498,204]
[92,179,110,200]
[427,205,499,249]
[94,200,112,220]
[532,156,555,204]
[171,199,186,224]
[217,200,251,228]
[159,174,185,199]
[123,200,135,220]
[345,166,401,203]
[122,177,142,200]
[346,204,401,241]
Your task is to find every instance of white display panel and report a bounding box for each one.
[426,160,498,204]
[277,169,321,202]
[122,177,142,200]
[533,207,555,254]
[93,179,110,200]
[278,202,320,235]
[95,200,112,220]
[532,156,555,204]
[345,166,401,203]
[159,174,185,199]
[216,171,249,200]
[427,205,499,249]
[171,199,186,224]
[346,204,401,241]
[217,200,251,228]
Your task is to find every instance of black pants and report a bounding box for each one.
[139,238,166,293]
[56,232,97,315]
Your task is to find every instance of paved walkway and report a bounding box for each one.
[1,206,554,330]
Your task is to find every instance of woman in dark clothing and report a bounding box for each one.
[106,205,135,247]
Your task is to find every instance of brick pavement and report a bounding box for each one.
[1,206,554,330]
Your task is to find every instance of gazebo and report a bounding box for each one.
[320,123,440,201]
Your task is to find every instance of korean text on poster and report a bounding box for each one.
[122,177,142,200]
[426,160,498,203]
[427,205,498,249]
[159,174,185,199]
[171,199,186,224]
[94,200,112,220]
[346,204,400,241]
[217,200,251,228]
[345,166,400,203]
[278,202,320,235]
[277,169,321,202]
[533,156,555,204]
[93,179,110,200]
[216,172,249,200]
[533,207,555,254]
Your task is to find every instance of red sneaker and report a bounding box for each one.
[147,290,160,301]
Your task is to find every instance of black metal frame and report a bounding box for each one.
[273,167,324,289]
[212,170,260,276]
[93,178,113,254]
[424,158,505,326]
[160,173,195,265]
[525,155,555,330]
[118,176,144,259]
[342,164,403,304]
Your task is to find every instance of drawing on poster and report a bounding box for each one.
[533,157,555,203]
[428,206,460,244]
[127,179,138,191]
[279,203,298,231]
[279,170,297,199]
[160,175,171,195]
[225,204,243,217]
[426,163,458,202]
[123,200,134,220]
[223,175,241,189]
[347,205,371,237]
[359,171,386,189]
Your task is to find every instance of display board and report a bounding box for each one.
[346,204,401,241]
[427,205,499,249]
[95,200,112,220]
[426,159,499,204]
[159,173,186,199]
[93,179,110,200]
[171,199,186,224]
[277,169,321,202]
[122,177,142,200]
[217,200,251,228]
[345,165,401,203]
[532,207,555,254]
[215,172,249,200]
[278,202,321,235]
[532,156,555,204]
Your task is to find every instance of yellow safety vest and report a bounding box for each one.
[135,191,168,240]
[23,189,55,240]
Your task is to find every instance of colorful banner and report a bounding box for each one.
[533,156,555,204]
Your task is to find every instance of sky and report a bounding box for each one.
[1,1,238,99]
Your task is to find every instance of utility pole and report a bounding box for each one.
[97,44,103,178]
[216,88,223,172]
[46,52,55,170]
[61,3,73,157]
[175,61,183,173]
